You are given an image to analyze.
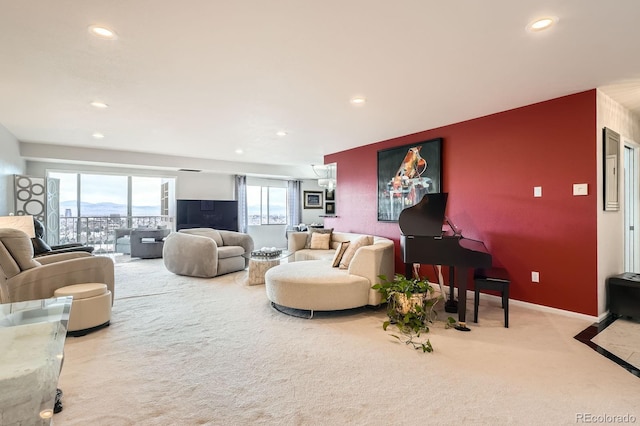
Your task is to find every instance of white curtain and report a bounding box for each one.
[287,180,302,226]
[234,175,248,233]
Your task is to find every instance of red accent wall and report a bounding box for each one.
[325,90,598,316]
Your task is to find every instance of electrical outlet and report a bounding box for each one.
[531,271,540,283]
[573,183,588,196]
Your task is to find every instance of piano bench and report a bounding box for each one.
[473,267,510,328]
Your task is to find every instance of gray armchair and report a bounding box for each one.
[130,229,171,259]
[0,228,115,304]
[163,228,254,278]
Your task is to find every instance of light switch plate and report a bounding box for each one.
[573,183,588,196]
[534,186,542,197]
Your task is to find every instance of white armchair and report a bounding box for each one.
[163,228,254,278]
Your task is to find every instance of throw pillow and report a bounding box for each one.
[31,237,52,255]
[339,235,374,269]
[331,241,350,267]
[309,232,331,250]
[304,227,333,249]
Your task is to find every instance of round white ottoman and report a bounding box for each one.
[54,283,112,336]
[264,260,370,312]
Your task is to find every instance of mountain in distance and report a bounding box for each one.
[60,200,160,216]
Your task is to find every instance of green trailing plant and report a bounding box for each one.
[372,274,450,353]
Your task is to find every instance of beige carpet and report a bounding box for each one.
[55,258,639,426]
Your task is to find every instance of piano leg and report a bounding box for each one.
[404,263,413,280]
[445,267,458,313]
[454,266,471,331]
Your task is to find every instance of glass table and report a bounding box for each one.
[243,250,292,285]
[0,297,72,425]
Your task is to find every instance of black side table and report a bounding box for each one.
[607,273,640,319]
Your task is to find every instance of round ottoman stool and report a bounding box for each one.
[265,260,370,315]
[54,283,112,336]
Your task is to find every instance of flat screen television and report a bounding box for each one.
[176,199,239,232]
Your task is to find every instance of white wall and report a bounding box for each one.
[26,161,236,201]
[176,172,235,200]
[0,124,24,215]
[20,142,317,179]
[596,90,640,315]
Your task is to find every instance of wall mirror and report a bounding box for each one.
[604,127,620,211]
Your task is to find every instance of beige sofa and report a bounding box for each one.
[265,231,394,311]
[0,228,115,304]
[162,228,254,278]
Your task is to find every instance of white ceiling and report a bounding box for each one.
[1,1,639,174]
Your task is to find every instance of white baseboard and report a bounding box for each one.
[443,285,602,323]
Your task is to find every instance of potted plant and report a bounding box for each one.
[372,273,452,352]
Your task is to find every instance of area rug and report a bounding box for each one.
[55,259,640,425]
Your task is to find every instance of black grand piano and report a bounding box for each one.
[399,193,491,331]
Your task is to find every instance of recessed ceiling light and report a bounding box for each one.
[90,101,109,109]
[527,17,557,32]
[276,130,288,137]
[350,96,366,105]
[92,132,105,139]
[39,409,54,420]
[88,25,118,40]
[235,149,244,154]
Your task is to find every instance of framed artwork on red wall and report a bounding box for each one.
[377,138,442,221]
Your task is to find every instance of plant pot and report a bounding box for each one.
[393,292,427,315]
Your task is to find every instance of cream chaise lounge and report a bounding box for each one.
[264,231,394,312]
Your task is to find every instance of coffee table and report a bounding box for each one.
[1,297,72,425]
[243,250,292,285]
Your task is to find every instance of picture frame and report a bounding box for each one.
[325,188,335,201]
[303,191,323,209]
[377,137,442,222]
[325,202,335,215]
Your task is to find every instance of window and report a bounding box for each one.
[45,171,175,250]
[49,172,167,217]
[81,173,128,216]
[247,185,287,225]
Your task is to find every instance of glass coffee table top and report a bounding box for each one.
[243,249,292,262]
[1,297,72,425]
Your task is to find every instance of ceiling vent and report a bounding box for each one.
[178,168,202,172]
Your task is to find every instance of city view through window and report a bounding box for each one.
[48,172,171,251]
[50,172,163,217]
[247,185,287,225]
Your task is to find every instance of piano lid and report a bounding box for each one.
[398,192,448,237]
